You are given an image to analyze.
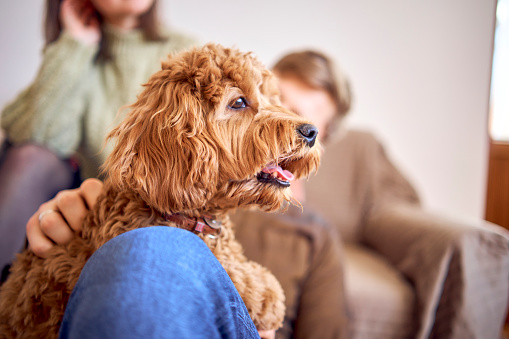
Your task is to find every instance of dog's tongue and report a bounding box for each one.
[262,165,294,181]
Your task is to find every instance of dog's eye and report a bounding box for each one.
[229,97,248,110]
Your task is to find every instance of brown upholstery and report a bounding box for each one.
[306,129,509,338]
[237,129,509,338]
[234,205,349,339]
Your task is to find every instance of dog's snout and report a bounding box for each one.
[297,124,318,148]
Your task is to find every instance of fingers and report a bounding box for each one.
[49,178,102,234]
[80,1,97,26]
[258,330,276,339]
[26,179,103,258]
[59,0,101,45]
[26,212,55,259]
[26,200,75,258]
[54,189,88,233]
[79,178,103,209]
[61,0,93,17]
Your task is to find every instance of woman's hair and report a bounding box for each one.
[272,50,352,141]
[44,0,166,61]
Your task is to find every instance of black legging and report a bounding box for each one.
[0,143,75,271]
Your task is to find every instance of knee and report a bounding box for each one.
[1,143,68,178]
[3,144,59,171]
[79,227,218,293]
[91,227,210,268]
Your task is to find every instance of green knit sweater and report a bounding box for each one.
[1,26,196,179]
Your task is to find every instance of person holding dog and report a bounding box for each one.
[0,0,196,270]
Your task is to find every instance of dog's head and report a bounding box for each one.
[104,44,321,215]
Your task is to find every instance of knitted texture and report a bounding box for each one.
[1,26,196,179]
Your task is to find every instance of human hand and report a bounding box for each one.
[60,0,101,46]
[258,329,276,339]
[26,178,103,258]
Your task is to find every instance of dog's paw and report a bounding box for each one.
[225,260,285,331]
[250,268,286,331]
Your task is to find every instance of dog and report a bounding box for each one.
[0,44,321,338]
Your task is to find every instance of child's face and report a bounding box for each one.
[277,76,336,142]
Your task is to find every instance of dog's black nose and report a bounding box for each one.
[297,124,318,148]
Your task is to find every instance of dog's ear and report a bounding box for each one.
[102,57,219,214]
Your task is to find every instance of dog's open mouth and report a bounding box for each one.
[256,164,295,188]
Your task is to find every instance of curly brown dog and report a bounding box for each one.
[0,44,321,338]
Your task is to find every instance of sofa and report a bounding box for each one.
[236,129,509,339]
[304,129,509,338]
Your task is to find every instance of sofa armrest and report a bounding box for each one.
[363,203,508,267]
[362,203,509,339]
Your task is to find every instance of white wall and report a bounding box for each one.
[0,0,496,220]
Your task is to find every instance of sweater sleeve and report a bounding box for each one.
[1,31,99,157]
[367,133,420,211]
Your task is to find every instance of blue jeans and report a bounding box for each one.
[59,227,260,339]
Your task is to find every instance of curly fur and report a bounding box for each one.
[0,44,321,338]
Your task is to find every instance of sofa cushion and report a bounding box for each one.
[343,244,417,338]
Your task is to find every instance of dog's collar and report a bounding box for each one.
[164,213,222,239]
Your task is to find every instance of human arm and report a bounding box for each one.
[1,0,100,156]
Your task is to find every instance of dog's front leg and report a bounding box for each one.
[224,257,286,331]
[207,229,285,332]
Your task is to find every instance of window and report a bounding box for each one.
[490,0,509,142]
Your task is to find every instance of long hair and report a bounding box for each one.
[272,50,352,141]
[44,0,166,61]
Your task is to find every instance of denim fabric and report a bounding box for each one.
[59,226,260,339]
